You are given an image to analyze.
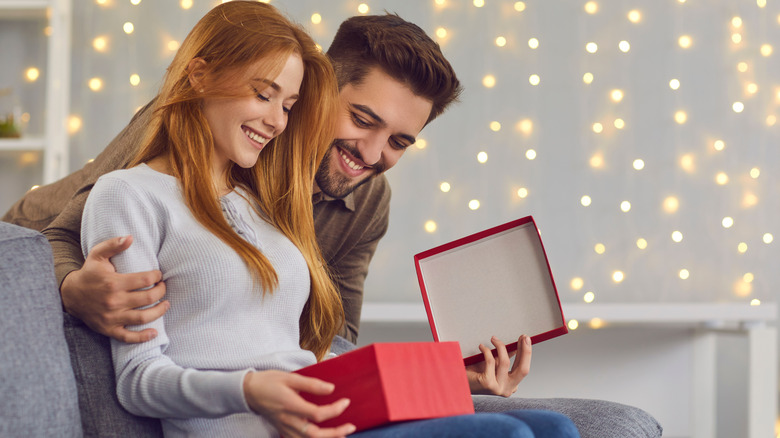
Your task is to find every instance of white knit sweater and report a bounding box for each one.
[81,164,315,437]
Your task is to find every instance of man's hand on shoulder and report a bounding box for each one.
[61,235,169,343]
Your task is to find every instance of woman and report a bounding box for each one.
[81,2,579,437]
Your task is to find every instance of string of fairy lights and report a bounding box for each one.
[8,0,779,322]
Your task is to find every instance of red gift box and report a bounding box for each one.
[294,342,474,432]
[414,216,568,366]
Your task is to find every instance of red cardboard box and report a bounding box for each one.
[295,342,474,432]
[414,216,568,366]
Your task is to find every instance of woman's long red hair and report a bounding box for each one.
[130,1,342,360]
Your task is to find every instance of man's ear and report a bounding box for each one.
[187,58,208,92]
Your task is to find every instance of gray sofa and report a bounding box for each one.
[0,221,662,437]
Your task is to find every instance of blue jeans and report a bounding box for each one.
[351,410,580,438]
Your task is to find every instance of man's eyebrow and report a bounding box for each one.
[253,79,299,100]
[350,103,417,144]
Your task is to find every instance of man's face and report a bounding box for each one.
[315,67,433,198]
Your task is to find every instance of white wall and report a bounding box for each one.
[1,1,777,436]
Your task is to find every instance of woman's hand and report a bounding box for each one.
[465,335,532,397]
[243,370,356,437]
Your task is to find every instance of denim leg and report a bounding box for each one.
[500,409,581,438]
[351,413,534,438]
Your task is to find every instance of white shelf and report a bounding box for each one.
[0,0,71,184]
[361,302,778,326]
[0,137,45,151]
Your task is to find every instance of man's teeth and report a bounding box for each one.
[244,129,266,144]
[338,149,363,170]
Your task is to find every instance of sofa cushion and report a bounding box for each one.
[0,222,82,437]
[63,295,164,438]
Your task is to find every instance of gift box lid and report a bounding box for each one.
[414,215,568,365]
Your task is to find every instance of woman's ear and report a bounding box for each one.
[187,58,208,92]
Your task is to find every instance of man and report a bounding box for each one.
[3,13,661,438]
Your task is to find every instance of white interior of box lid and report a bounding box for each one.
[417,222,563,358]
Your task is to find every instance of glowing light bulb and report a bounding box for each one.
[88,77,103,91]
[424,220,437,233]
[415,138,427,150]
[592,122,603,133]
[732,16,742,27]
[583,292,595,303]
[612,271,625,283]
[761,44,773,57]
[468,200,481,210]
[435,0,445,5]
[528,38,539,49]
[489,121,501,131]
[436,27,447,39]
[589,154,604,168]
[583,72,594,84]
[594,243,605,254]
[168,40,180,51]
[123,22,134,34]
[763,233,773,244]
[586,42,598,53]
[610,89,624,102]
[751,299,761,306]
[757,0,766,8]
[669,79,680,90]
[671,231,683,242]
[713,140,725,151]
[766,115,777,126]
[311,13,322,24]
[473,0,485,7]
[580,195,592,207]
[130,0,140,5]
[738,242,748,253]
[633,159,645,170]
[440,182,451,192]
[732,33,742,44]
[663,196,679,213]
[482,74,496,88]
[525,149,537,160]
[495,36,507,47]
[618,40,630,52]
[357,3,369,14]
[180,0,193,9]
[636,238,648,249]
[680,154,695,172]
[742,192,758,208]
[584,2,598,14]
[744,273,754,283]
[568,320,579,330]
[92,36,108,52]
[733,102,745,113]
[722,217,734,228]
[517,188,528,198]
[679,269,690,280]
[627,10,641,23]
[25,67,40,82]
[477,151,488,163]
[678,35,692,48]
[516,119,533,135]
[620,201,631,212]
[750,167,760,178]
[614,118,625,129]
[589,318,604,329]
[570,277,584,290]
[129,74,140,86]
[674,111,687,124]
[737,62,749,72]
[67,115,82,134]
[514,2,526,12]
[716,172,729,185]
[529,74,540,86]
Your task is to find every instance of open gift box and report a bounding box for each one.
[414,215,568,365]
[294,341,474,432]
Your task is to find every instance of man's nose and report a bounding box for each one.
[358,135,385,166]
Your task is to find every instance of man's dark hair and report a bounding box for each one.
[327,13,463,124]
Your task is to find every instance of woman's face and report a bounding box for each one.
[203,53,304,177]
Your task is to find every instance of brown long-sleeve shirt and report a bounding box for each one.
[1,102,390,343]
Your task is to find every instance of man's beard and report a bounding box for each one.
[315,139,384,199]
